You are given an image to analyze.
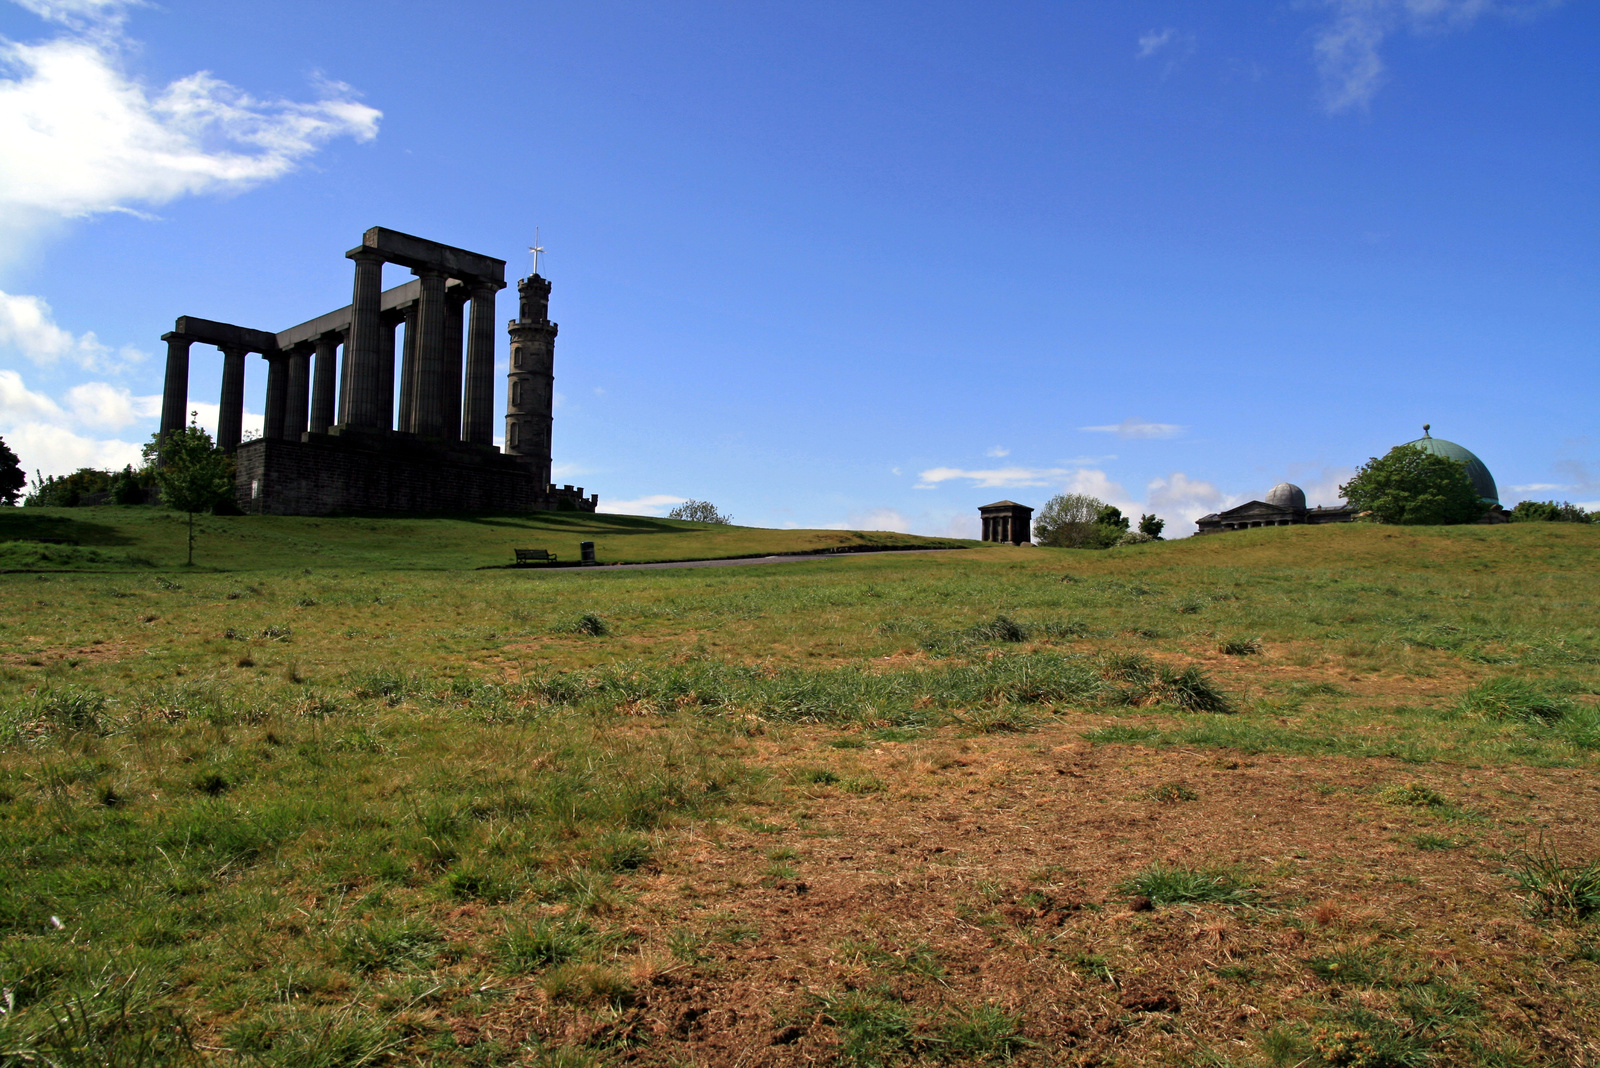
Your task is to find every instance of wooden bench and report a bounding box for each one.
[513,548,558,566]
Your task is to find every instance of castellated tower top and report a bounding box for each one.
[518,274,552,324]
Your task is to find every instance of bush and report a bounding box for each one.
[1340,444,1485,525]
[668,499,732,524]
[1138,513,1165,538]
[22,467,115,507]
[1511,500,1596,523]
[1457,678,1571,722]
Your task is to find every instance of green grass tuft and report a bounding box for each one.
[1117,863,1257,906]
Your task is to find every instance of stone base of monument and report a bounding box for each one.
[234,431,596,516]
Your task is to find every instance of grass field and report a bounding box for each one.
[0,507,965,572]
[2,514,1598,1066]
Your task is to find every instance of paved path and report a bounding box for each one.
[529,548,961,574]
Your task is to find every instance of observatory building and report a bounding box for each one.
[154,227,596,516]
[1195,427,1499,534]
[1195,482,1355,534]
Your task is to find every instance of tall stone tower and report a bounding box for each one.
[505,273,556,489]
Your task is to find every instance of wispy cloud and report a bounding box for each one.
[1509,482,1566,493]
[985,445,1010,458]
[916,466,1078,489]
[1311,0,1561,114]
[1137,27,1178,58]
[596,493,685,516]
[1079,417,1184,440]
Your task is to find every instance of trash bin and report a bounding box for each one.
[580,541,596,566]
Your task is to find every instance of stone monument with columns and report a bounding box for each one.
[155,227,597,516]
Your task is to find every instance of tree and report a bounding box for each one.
[668,499,733,524]
[1339,444,1485,525]
[142,419,236,565]
[1033,493,1103,547]
[1138,513,1165,539]
[0,437,24,506]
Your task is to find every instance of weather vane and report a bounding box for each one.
[528,227,545,277]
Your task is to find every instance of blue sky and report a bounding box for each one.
[2,0,1595,535]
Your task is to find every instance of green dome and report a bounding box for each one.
[1402,428,1498,504]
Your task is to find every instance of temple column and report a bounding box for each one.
[341,248,385,429]
[442,289,467,442]
[217,345,247,453]
[462,283,497,445]
[309,334,338,434]
[410,268,448,438]
[376,320,397,431]
[157,332,192,462]
[284,347,311,440]
[262,352,289,441]
[398,302,419,432]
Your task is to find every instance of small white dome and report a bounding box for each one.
[1265,482,1307,511]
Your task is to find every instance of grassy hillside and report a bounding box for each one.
[0,505,969,571]
[2,521,1597,1066]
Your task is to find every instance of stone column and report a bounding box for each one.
[410,268,448,438]
[262,352,289,441]
[397,303,419,433]
[462,283,497,446]
[441,289,467,442]
[376,320,396,431]
[157,332,192,461]
[284,347,311,440]
[341,248,385,429]
[217,345,247,453]
[309,335,338,434]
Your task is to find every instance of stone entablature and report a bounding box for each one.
[155,227,594,517]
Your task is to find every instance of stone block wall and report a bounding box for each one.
[233,433,597,516]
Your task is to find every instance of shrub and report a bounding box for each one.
[1510,500,1595,523]
[1458,678,1571,722]
[1506,841,1600,919]
[0,436,24,506]
[1116,863,1256,906]
[667,499,732,524]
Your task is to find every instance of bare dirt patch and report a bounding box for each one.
[451,724,1600,1065]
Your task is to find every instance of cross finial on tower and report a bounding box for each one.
[528,227,546,278]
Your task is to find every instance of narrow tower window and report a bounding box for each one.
[509,423,518,448]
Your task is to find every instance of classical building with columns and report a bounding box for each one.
[156,227,597,516]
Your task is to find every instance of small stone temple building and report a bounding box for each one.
[155,227,596,516]
[1195,482,1354,534]
[979,500,1033,544]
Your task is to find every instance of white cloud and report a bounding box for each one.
[821,506,980,540]
[1137,27,1177,58]
[0,5,381,235]
[1078,417,1184,440]
[185,399,263,442]
[1,420,144,479]
[1145,471,1235,528]
[597,493,685,516]
[916,465,1079,489]
[0,367,229,485]
[1311,0,1560,114]
[0,287,144,370]
[1509,482,1566,493]
[65,380,159,428]
[985,445,1010,458]
[0,368,66,421]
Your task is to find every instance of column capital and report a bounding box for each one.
[160,332,196,344]
[345,246,385,264]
